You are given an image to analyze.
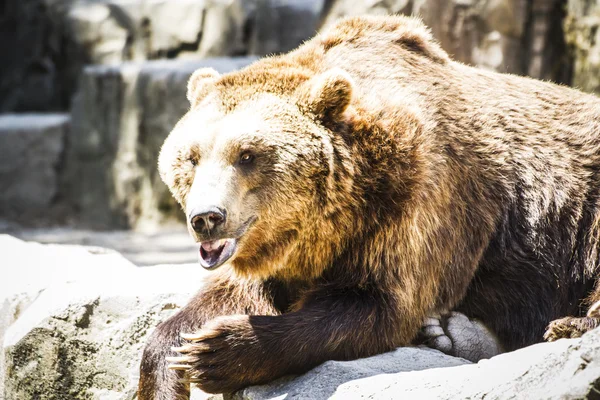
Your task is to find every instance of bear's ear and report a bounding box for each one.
[300,68,354,121]
[187,68,220,107]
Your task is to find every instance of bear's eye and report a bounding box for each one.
[239,151,255,165]
[188,157,197,166]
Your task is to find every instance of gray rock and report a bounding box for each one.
[248,0,325,56]
[224,348,470,400]
[0,0,65,112]
[63,57,256,229]
[0,0,583,114]
[224,328,600,400]
[0,0,255,113]
[0,0,328,113]
[0,234,136,397]
[5,224,198,266]
[196,0,251,57]
[0,113,69,220]
[0,235,206,400]
[65,0,206,63]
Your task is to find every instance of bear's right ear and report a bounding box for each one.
[187,68,220,107]
[298,68,354,122]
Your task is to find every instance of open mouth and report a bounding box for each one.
[198,238,237,270]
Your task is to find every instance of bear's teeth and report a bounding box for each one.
[201,241,215,251]
[201,239,226,252]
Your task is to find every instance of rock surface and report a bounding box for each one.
[0,234,135,397]
[0,114,69,220]
[226,328,600,400]
[62,57,255,230]
[3,0,593,230]
[0,235,205,399]
[0,0,324,113]
[321,0,570,83]
[248,0,325,56]
[4,223,198,266]
[220,348,470,400]
[2,235,600,399]
[1,0,579,114]
[0,0,250,113]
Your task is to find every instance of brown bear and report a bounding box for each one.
[139,15,600,399]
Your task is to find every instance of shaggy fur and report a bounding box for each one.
[139,15,600,399]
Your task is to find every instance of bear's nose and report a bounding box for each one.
[189,207,227,233]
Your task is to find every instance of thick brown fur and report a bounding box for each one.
[139,15,600,398]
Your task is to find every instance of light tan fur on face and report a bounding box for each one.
[160,87,355,280]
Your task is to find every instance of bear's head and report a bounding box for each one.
[158,66,357,279]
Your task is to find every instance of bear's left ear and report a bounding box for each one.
[187,68,221,107]
[299,68,354,121]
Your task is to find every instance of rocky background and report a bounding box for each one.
[2,0,600,399]
[1,0,600,231]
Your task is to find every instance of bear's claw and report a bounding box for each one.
[544,315,600,341]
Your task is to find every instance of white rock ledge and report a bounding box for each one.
[2,235,599,399]
[1,235,206,399]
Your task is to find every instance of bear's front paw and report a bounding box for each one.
[544,315,600,341]
[167,315,269,394]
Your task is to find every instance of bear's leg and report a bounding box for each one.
[166,283,421,394]
[415,312,503,362]
[138,272,282,400]
[544,289,600,342]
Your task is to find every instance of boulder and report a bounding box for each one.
[220,348,470,400]
[0,235,206,399]
[0,0,585,113]
[0,235,136,397]
[0,0,67,112]
[63,57,256,230]
[0,114,69,220]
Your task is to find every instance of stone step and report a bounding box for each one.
[5,224,197,266]
[0,113,70,220]
[63,57,256,230]
[0,0,324,113]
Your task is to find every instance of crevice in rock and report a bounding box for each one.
[521,0,572,83]
[157,8,205,59]
[588,377,600,400]
[49,116,72,223]
[544,0,573,85]
[162,31,204,59]
[75,299,100,329]
[238,11,255,57]
[521,0,536,76]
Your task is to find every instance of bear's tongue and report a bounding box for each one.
[198,239,237,270]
